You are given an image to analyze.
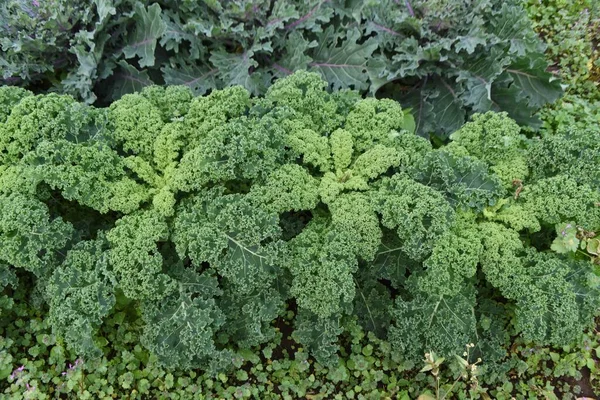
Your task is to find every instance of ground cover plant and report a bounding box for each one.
[0,0,562,139]
[0,71,599,399]
[525,0,600,136]
[3,288,600,399]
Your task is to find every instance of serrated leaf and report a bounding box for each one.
[454,35,486,54]
[162,63,218,96]
[428,77,466,140]
[488,3,542,57]
[503,54,563,108]
[94,0,116,25]
[309,26,377,91]
[209,49,262,94]
[123,2,166,68]
[366,57,393,95]
[458,48,509,112]
[490,80,541,128]
[160,12,204,58]
[395,79,436,138]
[271,32,315,78]
[108,60,153,100]
[284,0,334,32]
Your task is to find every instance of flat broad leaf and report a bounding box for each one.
[490,80,541,128]
[427,77,466,140]
[457,48,509,112]
[123,2,166,67]
[209,49,262,94]
[271,32,315,78]
[162,63,219,96]
[309,26,377,91]
[394,77,436,138]
[503,54,563,108]
[108,60,153,100]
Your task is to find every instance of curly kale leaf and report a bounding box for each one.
[263,71,362,136]
[286,217,357,319]
[141,266,226,370]
[0,94,98,164]
[519,175,600,231]
[389,285,478,363]
[0,193,73,277]
[512,252,600,345]
[108,92,165,161]
[448,112,529,188]
[219,283,286,349]
[353,271,393,339]
[248,164,320,214]
[417,215,481,297]
[373,174,455,261]
[107,210,176,300]
[344,98,414,153]
[287,193,381,318]
[292,309,344,366]
[476,222,600,346]
[0,262,17,315]
[47,238,116,358]
[21,139,149,214]
[0,86,32,123]
[527,128,600,188]
[174,114,286,192]
[369,230,419,289]
[173,189,283,294]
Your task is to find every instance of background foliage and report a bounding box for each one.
[0,0,562,139]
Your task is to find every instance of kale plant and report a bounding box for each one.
[0,73,596,370]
